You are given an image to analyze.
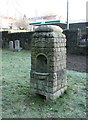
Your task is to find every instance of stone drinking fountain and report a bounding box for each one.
[30,25,67,100]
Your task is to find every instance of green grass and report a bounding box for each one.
[1,49,86,118]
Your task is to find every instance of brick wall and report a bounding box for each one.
[1,31,34,50]
[63,29,86,55]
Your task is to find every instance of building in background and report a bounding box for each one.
[29,14,61,22]
[0,16,16,30]
[0,15,30,31]
[28,14,62,31]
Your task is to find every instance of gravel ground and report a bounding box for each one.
[67,54,86,73]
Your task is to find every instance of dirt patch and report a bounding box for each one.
[67,54,86,73]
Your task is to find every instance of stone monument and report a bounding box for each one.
[30,25,67,100]
[15,40,22,51]
[9,41,14,50]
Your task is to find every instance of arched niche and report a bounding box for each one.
[36,54,47,73]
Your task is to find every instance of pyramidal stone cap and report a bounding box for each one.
[35,25,63,32]
[35,25,53,32]
[33,25,64,38]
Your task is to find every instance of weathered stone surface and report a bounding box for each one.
[35,25,53,32]
[15,40,22,51]
[30,25,67,100]
[9,41,14,50]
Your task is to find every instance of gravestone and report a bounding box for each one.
[30,25,67,100]
[15,40,22,51]
[9,41,14,50]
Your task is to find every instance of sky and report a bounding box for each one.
[0,0,87,23]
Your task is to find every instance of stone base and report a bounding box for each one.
[30,86,67,101]
[47,86,67,100]
[14,47,22,51]
[9,48,14,51]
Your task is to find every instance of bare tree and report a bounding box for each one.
[15,15,29,30]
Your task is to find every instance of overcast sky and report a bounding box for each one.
[0,0,87,23]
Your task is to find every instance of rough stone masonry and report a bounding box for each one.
[30,25,67,100]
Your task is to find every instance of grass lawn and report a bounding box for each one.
[1,49,86,118]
